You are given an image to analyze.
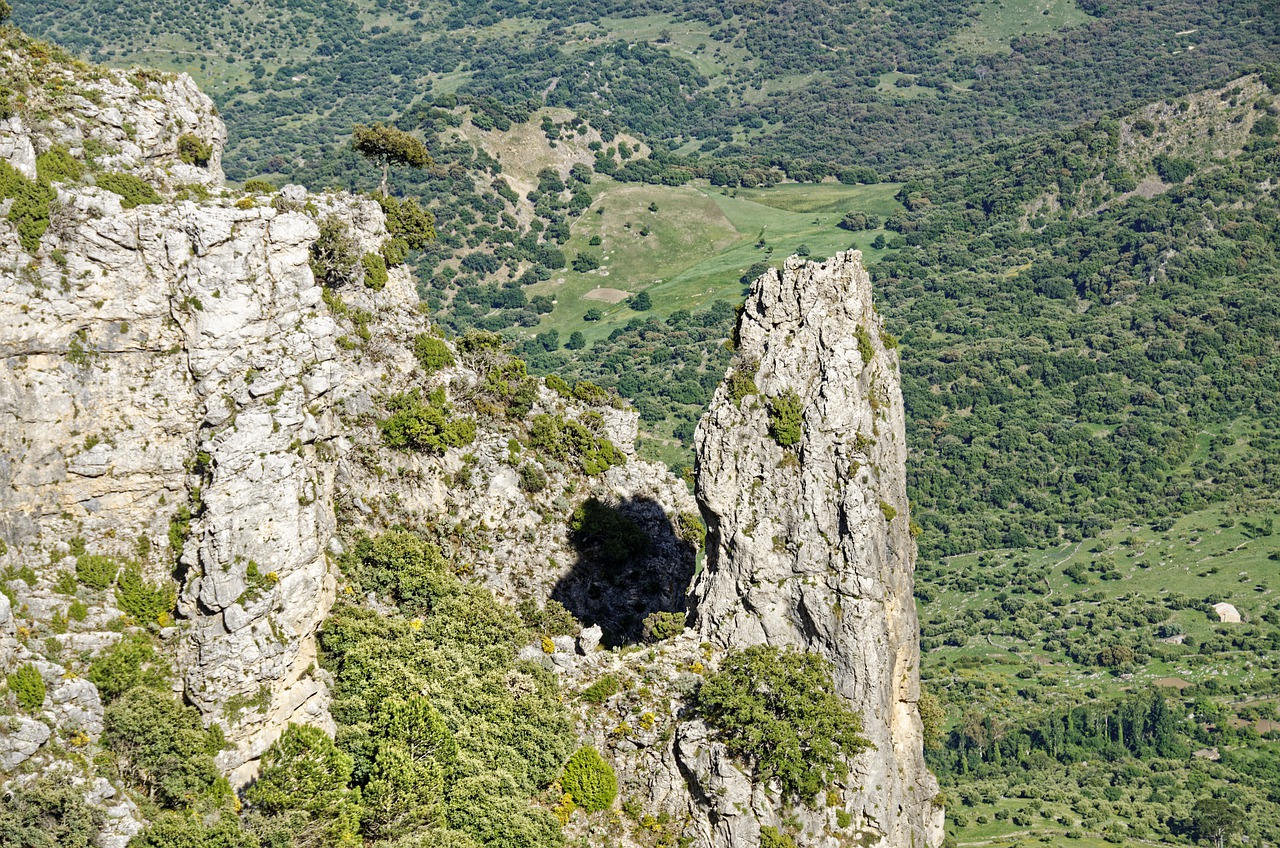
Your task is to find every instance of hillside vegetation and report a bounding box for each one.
[12,0,1278,183]
[10,5,1280,846]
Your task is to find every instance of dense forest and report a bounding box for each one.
[12,0,1279,181]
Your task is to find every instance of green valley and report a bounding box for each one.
[3,1,1279,847]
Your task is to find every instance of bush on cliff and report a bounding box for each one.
[560,746,617,813]
[321,530,575,847]
[697,645,870,804]
[379,388,476,453]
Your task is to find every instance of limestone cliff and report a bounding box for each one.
[0,32,695,799]
[0,33,938,848]
[689,252,944,847]
[543,255,943,848]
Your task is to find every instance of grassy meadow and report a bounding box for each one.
[948,0,1092,54]
[520,180,902,344]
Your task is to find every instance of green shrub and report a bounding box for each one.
[1105,162,1138,192]
[442,776,562,847]
[854,325,875,365]
[676,511,707,549]
[517,598,579,636]
[102,688,228,809]
[879,501,898,522]
[581,675,621,704]
[378,194,436,248]
[918,691,946,750]
[362,252,388,290]
[571,252,600,272]
[760,826,797,848]
[545,373,573,397]
[7,663,45,711]
[50,571,76,596]
[0,159,56,252]
[339,531,453,615]
[244,178,276,194]
[528,414,624,475]
[96,172,162,208]
[767,389,804,447]
[115,564,175,625]
[381,236,408,266]
[412,333,455,372]
[75,553,117,589]
[725,369,758,404]
[1153,153,1195,183]
[0,776,103,848]
[88,632,171,702]
[68,599,89,621]
[310,215,362,287]
[698,645,870,804]
[455,330,505,354]
[35,145,83,184]
[569,498,648,566]
[244,723,361,844]
[518,463,548,493]
[176,133,212,166]
[642,610,686,642]
[130,810,254,848]
[571,380,613,407]
[379,388,476,453]
[560,747,617,813]
[169,503,194,562]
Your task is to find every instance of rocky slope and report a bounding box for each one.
[0,30,938,848]
[0,26,691,780]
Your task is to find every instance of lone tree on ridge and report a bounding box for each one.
[352,123,432,197]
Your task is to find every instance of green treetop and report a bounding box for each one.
[352,123,433,197]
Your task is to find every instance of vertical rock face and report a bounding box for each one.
[0,46,407,782]
[691,252,944,847]
[0,181,404,782]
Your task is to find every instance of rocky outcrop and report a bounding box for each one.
[0,40,698,794]
[0,36,940,848]
[0,31,224,191]
[688,252,944,847]
[0,179,397,782]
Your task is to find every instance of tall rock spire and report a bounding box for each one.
[691,251,944,847]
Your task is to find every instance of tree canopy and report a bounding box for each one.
[697,645,869,804]
[352,123,433,196]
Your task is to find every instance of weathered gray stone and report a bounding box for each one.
[0,118,37,180]
[49,677,105,740]
[689,252,944,847]
[0,717,51,770]
[577,624,603,654]
[0,594,13,637]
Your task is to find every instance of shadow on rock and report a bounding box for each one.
[551,495,695,647]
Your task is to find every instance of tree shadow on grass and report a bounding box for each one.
[551,495,696,647]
